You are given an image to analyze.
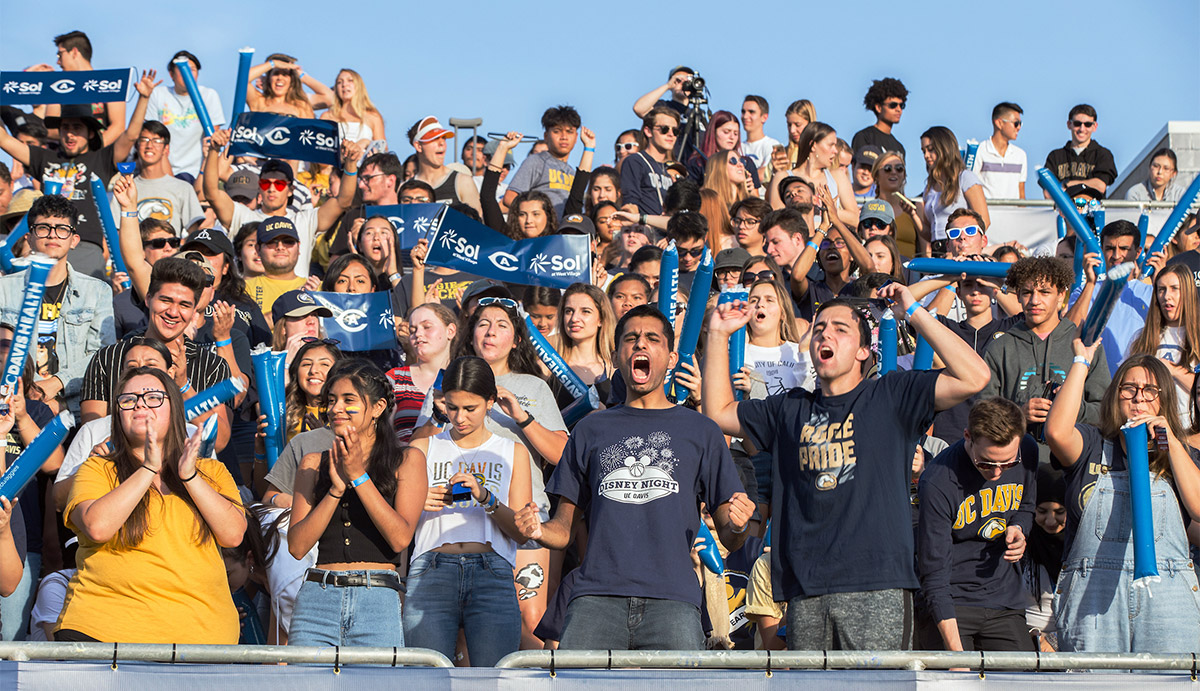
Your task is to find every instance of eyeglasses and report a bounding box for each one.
[884,100,906,110]
[882,164,905,174]
[679,246,705,258]
[31,223,75,239]
[1118,384,1160,401]
[946,225,982,240]
[400,195,432,203]
[1070,120,1096,129]
[1001,119,1022,128]
[358,173,388,183]
[616,142,639,152]
[136,137,166,146]
[741,269,776,286]
[731,216,760,228]
[655,125,680,136]
[259,179,289,192]
[820,238,847,250]
[144,237,182,250]
[859,218,889,231]
[476,296,517,309]
[115,390,167,410]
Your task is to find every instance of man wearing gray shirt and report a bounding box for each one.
[504,106,581,218]
[124,121,204,235]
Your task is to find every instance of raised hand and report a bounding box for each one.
[177,426,203,480]
[135,69,161,98]
[579,126,596,150]
[707,299,752,338]
[209,128,231,152]
[111,174,138,212]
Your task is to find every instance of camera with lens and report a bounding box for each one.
[682,74,706,95]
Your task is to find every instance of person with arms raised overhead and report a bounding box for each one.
[702,281,990,651]
[504,106,581,218]
[515,305,755,650]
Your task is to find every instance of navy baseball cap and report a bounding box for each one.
[272,290,332,323]
[258,216,300,244]
[181,227,235,259]
[259,159,294,183]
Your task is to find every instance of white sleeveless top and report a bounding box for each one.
[412,429,520,566]
[338,120,374,143]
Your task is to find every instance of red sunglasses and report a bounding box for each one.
[259,179,289,192]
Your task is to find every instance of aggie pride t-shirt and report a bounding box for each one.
[546,405,744,609]
[738,369,941,601]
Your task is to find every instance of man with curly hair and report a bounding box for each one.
[851,77,908,157]
[981,257,1110,465]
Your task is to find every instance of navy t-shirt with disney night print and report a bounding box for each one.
[546,404,745,608]
[738,369,942,601]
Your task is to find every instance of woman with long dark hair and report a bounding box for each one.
[1045,349,1200,652]
[404,356,533,666]
[919,126,989,252]
[287,359,426,646]
[58,367,246,643]
[321,253,405,373]
[772,122,859,227]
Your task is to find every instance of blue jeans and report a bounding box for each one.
[1054,466,1200,652]
[558,595,703,650]
[0,553,40,641]
[288,569,404,647]
[402,551,521,667]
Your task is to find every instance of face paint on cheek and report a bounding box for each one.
[345,406,362,415]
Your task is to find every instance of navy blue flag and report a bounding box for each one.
[1,68,135,105]
[364,203,445,249]
[425,207,591,289]
[228,112,340,165]
[311,291,396,352]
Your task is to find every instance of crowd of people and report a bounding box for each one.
[0,30,1198,659]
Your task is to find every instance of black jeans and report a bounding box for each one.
[944,606,1032,651]
[54,628,100,642]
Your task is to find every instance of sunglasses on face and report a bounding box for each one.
[946,225,982,240]
[884,100,906,110]
[263,237,298,248]
[259,179,289,192]
[727,156,746,167]
[882,164,905,174]
[859,218,889,231]
[820,239,847,250]
[144,237,182,250]
[616,142,639,152]
[116,390,167,410]
[679,246,705,258]
[973,457,1020,471]
[655,125,680,136]
[477,296,517,309]
[301,337,341,346]
[1071,120,1096,129]
[1002,119,1023,128]
[741,269,776,286]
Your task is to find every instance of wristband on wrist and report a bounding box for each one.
[181,469,199,482]
[517,412,535,429]
[269,60,276,68]
[1073,355,1091,368]
[179,380,192,394]
[389,272,402,284]
[299,70,306,79]
[350,472,371,488]
[639,213,646,225]
[344,169,357,176]
[122,211,138,218]
[905,302,921,318]
[583,146,595,152]
[731,521,748,534]
[215,338,232,348]
[806,241,820,252]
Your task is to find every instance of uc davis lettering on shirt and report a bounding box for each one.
[952,482,1025,533]
[797,413,857,489]
[597,431,681,505]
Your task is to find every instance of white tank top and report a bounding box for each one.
[412,429,519,566]
[338,120,374,143]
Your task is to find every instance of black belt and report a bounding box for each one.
[305,569,402,592]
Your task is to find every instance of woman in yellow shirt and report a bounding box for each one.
[57,367,246,643]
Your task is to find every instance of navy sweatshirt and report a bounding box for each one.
[917,436,1037,623]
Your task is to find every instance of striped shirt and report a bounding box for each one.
[390,367,426,443]
[81,333,233,407]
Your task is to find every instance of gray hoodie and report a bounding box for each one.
[981,316,1111,463]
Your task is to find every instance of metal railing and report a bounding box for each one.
[495,649,1200,674]
[984,199,1178,209]
[0,642,454,667]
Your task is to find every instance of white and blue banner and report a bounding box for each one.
[0,68,134,105]
[425,207,591,289]
[312,291,396,351]
[364,203,446,250]
[228,112,340,165]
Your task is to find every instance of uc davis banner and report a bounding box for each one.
[229,112,339,165]
[364,203,446,250]
[0,68,134,105]
[311,291,396,351]
[425,208,591,289]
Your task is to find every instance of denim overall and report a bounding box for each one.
[1053,441,1200,652]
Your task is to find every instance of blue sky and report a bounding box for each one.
[3,0,1198,188]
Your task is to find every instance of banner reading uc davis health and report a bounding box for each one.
[228,112,340,165]
[0,68,135,105]
[364,203,446,249]
[311,291,396,352]
[424,207,591,289]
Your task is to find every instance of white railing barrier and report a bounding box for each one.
[0,642,454,667]
[494,649,1200,674]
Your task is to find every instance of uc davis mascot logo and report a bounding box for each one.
[978,516,1007,540]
